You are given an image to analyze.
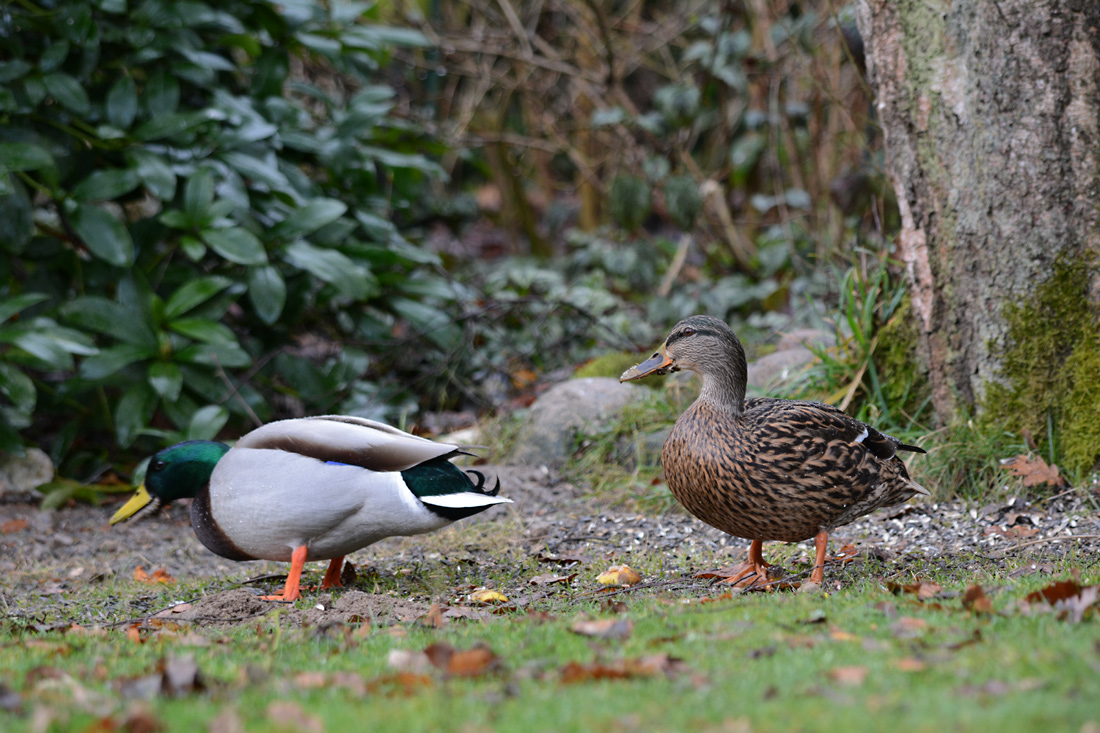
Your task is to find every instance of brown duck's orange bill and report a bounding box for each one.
[619,346,674,382]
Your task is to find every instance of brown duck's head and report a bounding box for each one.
[620,315,746,383]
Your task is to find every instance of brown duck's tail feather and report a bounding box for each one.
[897,442,926,454]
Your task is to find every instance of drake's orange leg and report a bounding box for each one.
[810,531,828,584]
[320,556,345,589]
[262,545,308,601]
[720,540,772,587]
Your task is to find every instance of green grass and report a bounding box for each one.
[4,551,1100,732]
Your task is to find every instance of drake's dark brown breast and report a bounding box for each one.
[661,399,919,543]
[190,482,254,561]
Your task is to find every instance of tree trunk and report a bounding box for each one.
[855,0,1100,421]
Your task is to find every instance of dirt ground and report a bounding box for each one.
[3,463,1099,629]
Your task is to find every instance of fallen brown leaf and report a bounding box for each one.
[887,581,942,600]
[1026,579,1084,605]
[559,654,688,683]
[963,585,994,614]
[569,618,633,641]
[418,602,444,629]
[366,672,433,696]
[596,565,642,586]
[1002,454,1065,487]
[828,666,868,686]
[1,518,29,534]
[423,642,501,678]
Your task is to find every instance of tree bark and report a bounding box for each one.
[855,0,1100,419]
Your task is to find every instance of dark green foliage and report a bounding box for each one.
[608,175,652,232]
[663,176,703,231]
[0,0,447,464]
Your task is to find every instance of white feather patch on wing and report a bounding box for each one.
[418,493,513,509]
[853,427,869,443]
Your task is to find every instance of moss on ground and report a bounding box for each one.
[982,257,1100,478]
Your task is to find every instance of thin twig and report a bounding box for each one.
[987,534,1100,559]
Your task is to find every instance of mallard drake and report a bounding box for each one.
[110,415,511,601]
[621,315,927,586]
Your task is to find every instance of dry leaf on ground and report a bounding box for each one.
[1023,579,1099,623]
[423,642,501,677]
[1001,454,1065,487]
[132,567,174,584]
[569,618,633,640]
[888,581,942,600]
[467,589,509,605]
[1,518,29,534]
[559,654,689,683]
[963,585,994,614]
[596,565,642,586]
[828,666,868,686]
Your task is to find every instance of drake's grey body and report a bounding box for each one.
[206,448,453,562]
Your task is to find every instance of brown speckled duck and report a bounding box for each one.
[621,315,928,586]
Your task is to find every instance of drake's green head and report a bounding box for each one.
[110,441,230,525]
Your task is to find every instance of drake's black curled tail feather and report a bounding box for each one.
[465,469,501,496]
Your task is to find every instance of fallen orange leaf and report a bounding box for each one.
[1,518,29,534]
[423,642,500,677]
[896,657,928,672]
[133,566,175,584]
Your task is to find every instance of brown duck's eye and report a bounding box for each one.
[682,327,695,336]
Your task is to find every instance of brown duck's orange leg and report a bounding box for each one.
[810,531,828,584]
[720,539,772,587]
[262,545,308,601]
[320,556,345,589]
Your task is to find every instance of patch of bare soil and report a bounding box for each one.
[2,463,1099,630]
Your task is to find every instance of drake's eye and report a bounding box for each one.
[151,460,167,473]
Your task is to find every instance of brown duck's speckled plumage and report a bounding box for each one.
[624,315,928,547]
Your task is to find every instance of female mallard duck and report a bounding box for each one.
[621,315,927,586]
[110,415,511,601]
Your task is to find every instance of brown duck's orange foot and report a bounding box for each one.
[719,539,774,589]
[809,531,828,585]
[261,545,308,602]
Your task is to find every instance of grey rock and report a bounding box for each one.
[0,447,53,497]
[746,347,816,391]
[510,377,645,468]
[775,328,833,352]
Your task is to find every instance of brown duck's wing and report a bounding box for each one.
[745,397,923,459]
[233,415,458,472]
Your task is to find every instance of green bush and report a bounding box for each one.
[0,0,449,465]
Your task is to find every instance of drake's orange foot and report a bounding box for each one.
[320,556,345,590]
[261,545,308,601]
